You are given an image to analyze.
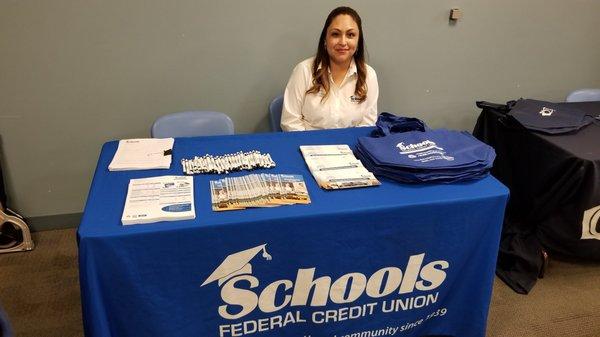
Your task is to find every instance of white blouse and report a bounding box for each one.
[280,57,379,131]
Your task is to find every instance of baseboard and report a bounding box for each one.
[24,213,82,232]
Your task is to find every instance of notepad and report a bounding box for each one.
[109,138,174,171]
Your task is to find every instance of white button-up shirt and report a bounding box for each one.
[281,57,379,131]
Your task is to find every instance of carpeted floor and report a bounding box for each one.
[0,228,82,337]
[0,228,599,337]
[487,256,600,337]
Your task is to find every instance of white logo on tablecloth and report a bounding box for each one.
[581,205,600,240]
[201,244,450,337]
[539,107,555,116]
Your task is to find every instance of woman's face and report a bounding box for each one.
[325,14,359,66]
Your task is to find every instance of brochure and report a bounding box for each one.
[122,175,195,225]
[210,174,311,211]
[300,144,380,190]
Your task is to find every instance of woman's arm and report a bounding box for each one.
[281,63,309,131]
[358,66,379,126]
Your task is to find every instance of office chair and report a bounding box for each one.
[268,95,284,132]
[151,111,234,138]
[0,304,13,337]
[565,88,600,102]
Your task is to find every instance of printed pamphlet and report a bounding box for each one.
[300,144,380,190]
[210,174,310,211]
[122,175,195,225]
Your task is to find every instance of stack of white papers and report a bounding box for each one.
[122,175,195,225]
[109,138,174,171]
[300,145,380,190]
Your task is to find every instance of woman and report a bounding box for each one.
[281,6,379,131]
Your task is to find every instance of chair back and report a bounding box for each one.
[151,111,234,138]
[269,95,284,132]
[0,304,13,337]
[565,88,600,102]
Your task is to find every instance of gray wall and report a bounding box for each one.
[1,0,599,222]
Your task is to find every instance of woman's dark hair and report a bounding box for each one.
[306,6,367,103]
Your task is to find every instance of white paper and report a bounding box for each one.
[122,175,195,225]
[109,138,174,171]
[299,144,354,157]
[300,144,380,190]
[311,167,379,189]
[303,154,362,172]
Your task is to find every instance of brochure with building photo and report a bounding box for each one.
[210,180,242,212]
[209,174,311,211]
[279,174,311,204]
[122,175,195,225]
[264,174,290,205]
[300,144,380,190]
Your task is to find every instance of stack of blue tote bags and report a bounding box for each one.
[355,113,496,184]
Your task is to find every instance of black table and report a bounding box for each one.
[473,101,600,294]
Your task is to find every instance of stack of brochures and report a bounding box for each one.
[122,175,195,225]
[210,174,310,211]
[109,138,174,171]
[300,145,380,190]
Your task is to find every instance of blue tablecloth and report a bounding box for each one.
[78,127,508,337]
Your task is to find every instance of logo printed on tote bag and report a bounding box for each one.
[539,107,555,116]
[396,140,443,154]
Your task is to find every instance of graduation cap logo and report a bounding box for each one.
[201,244,272,287]
[539,107,555,117]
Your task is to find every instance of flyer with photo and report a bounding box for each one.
[209,174,311,211]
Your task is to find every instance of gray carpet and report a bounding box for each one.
[0,228,599,337]
[0,228,82,337]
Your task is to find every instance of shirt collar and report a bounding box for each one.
[317,58,358,77]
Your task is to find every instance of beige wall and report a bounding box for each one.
[1,0,599,217]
